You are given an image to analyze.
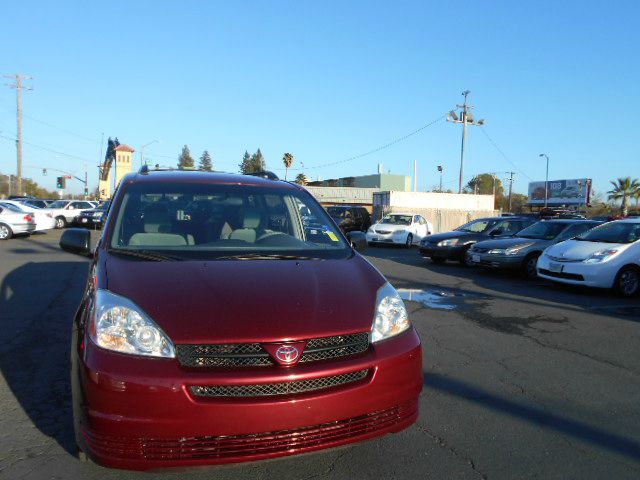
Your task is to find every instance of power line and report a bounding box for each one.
[0,101,101,143]
[289,113,448,172]
[479,126,532,181]
[0,133,92,163]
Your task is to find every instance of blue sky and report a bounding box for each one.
[1,0,638,196]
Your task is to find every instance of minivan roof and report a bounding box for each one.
[121,170,303,191]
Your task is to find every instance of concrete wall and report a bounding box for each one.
[373,191,498,233]
[387,191,495,210]
[385,206,499,233]
[353,174,411,191]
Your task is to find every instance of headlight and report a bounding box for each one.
[488,243,534,255]
[437,239,458,247]
[583,249,619,264]
[367,227,375,233]
[93,211,104,218]
[371,283,410,343]
[91,290,176,358]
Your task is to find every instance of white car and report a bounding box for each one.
[0,200,56,232]
[537,218,640,297]
[0,203,37,239]
[366,213,433,247]
[46,200,96,228]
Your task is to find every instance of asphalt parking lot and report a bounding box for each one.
[1,230,639,479]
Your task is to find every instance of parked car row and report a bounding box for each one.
[0,197,106,239]
[419,216,640,297]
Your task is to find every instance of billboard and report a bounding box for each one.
[528,178,591,206]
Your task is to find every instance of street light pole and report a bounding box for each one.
[437,165,443,192]
[539,154,550,208]
[447,91,485,194]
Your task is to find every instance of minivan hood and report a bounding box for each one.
[544,239,629,260]
[104,254,385,344]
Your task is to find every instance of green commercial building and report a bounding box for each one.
[308,173,412,192]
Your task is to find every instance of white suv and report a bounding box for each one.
[47,200,96,228]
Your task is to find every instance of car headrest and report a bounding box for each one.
[144,204,171,233]
[243,209,261,229]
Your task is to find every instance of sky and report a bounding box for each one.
[0,0,638,196]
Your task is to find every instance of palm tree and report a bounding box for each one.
[295,173,309,186]
[282,153,294,180]
[607,177,639,217]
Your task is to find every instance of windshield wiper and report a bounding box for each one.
[214,253,321,261]
[109,248,184,261]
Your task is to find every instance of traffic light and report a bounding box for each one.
[42,168,47,176]
[56,176,66,189]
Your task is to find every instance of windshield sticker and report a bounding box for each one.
[326,231,339,241]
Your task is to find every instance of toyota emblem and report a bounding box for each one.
[275,345,299,364]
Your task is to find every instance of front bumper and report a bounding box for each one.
[366,231,408,245]
[77,216,103,227]
[75,329,423,470]
[537,255,616,288]
[466,251,523,269]
[418,243,467,261]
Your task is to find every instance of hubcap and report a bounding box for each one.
[56,218,63,228]
[406,235,412,246]
[527,257,538,276]
[0,226,8,239]
[620,271,639,295]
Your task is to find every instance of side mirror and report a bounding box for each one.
[347,231,367,253]
[60,228,92,257]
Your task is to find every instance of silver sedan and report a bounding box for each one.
[0,203,37,240]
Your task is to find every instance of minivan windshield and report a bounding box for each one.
[517,222,569,240]
[576,221,640,244]
[109,183,351,260]
[380,214,412,225]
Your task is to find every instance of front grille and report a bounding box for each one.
[375,229,392,234]
[82,400,418,462]
[472,247,489,253]
[539,268,584,281]
[546,255,582,263]
[176,333,370,368]
[190,369,369,398]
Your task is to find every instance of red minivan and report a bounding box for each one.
[60,168,423,471]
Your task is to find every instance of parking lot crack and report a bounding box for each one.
[414,423,488,479]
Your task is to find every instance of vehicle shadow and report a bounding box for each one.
[424,372,640,462]
[0,260,89,456]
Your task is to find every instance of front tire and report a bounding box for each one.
[522,253,540,279]
[614,267,640,297]
[405,233,413,248]
[55,216,67,229]
[0,224,13,240]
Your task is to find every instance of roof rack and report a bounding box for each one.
[246,171,279,181]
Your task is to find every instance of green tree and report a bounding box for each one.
[295,173,309,185]
[466,173,504,196]
[199,150,213,171]
[282,152,294,180]
[240,149,266,174]
[239,151,251,174]
[499,193,528,213]
[607,177,639,217]
[178,145,195,169]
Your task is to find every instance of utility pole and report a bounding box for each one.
[508,171,515,212]
[447,91,485,194]
[539,153,550,209]
[3,74,33,195]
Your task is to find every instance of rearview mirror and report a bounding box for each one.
[347,231,367,253]
[60,228,92,257]
[489,228,503,237]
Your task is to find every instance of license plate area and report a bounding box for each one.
[549,262,563,273]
